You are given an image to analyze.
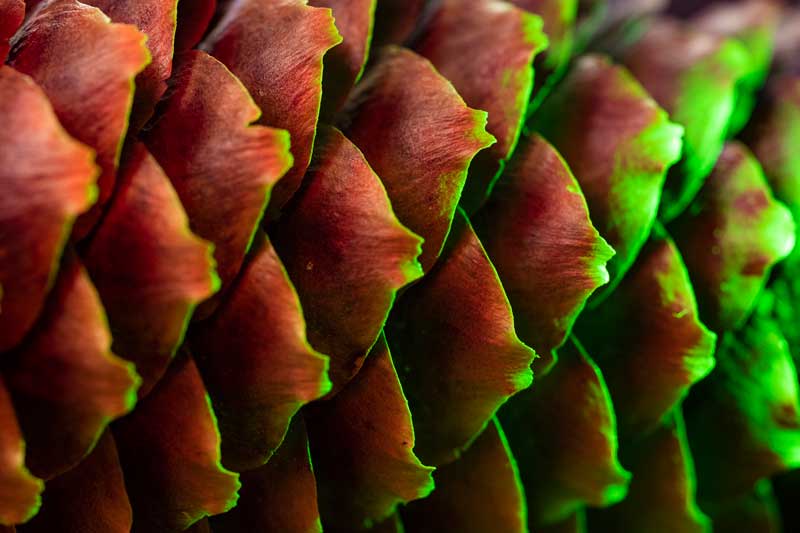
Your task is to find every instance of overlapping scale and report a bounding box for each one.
[534,54,683,293]
[670,142,795,331]
[309,0,375,119]
[83,0,179,130]
[414,0,548,210]
[686,318,800,505]
[386,211,535,466]
[113,353,240,532]
[5,252,138,480]
[190,233,331,472]
[0,65,97,352]
[2,0,800,530]
[744,75,800,218]
[17,431,131,533]
[211,417,322,533]
[588,412,711,533]
[0,380,41,527]
[340,45,495,272]
[509,0,578,102]
[620,17,749,220]
[305,336,434,531]
[8,0,150,236]
[203,0,342,215]
[271,126,423,392]
[575,0,667,46]
[473,133,613,372]
[500,339,630,528]
[84,143,218,395]
[576,229,716,436]
[691,0,780,135]
[402,419,527,533]
[145,50,293,302]
[745,75,800,358]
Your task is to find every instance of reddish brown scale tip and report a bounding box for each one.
[305,336,434,531]
[271,126,423,393]
[8,0,150,238]
[0,65,97,352]
[5,251,139,480]
[310,0,376,119]
[190,233,331,472]
[17,431,132,533]
[113,353,240,532]
[0,379,42,527]
[203,0,342,216]
[84,143,218,396]
[500,339,630,528]
[386,211,535,467]
[575,231,716,437]
[415,0,548,211]
[146,50,293,306]
[474,133,613,374]
[341,45,495,272]
[211,417,322,533]
[402,419,527,533]
[83,0,179,132]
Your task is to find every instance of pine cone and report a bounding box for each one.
[1,1,799,532]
